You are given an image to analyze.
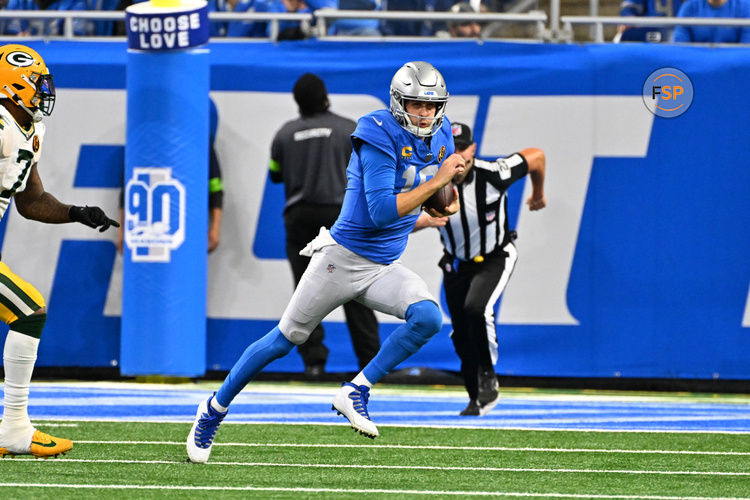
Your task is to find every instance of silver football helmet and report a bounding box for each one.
[390,61,449,137]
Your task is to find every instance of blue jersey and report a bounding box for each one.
[674,0,750,43]
[619,0,684,41]
[620,0,682,17]
[5,0,89,36]
[330,0,382,35]
[330,109,454,264]
[227,0,313,37]
[87,0,122,37]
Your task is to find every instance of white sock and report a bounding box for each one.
[1,330,39,432]
[351,372,373,389]
[210,397,227,413]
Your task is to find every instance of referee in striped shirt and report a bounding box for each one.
[438,122,546,416]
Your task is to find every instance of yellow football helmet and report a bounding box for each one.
[0,44,55,121]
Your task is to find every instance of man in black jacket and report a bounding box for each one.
[269,73,380,377]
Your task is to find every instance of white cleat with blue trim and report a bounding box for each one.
[186,393,227,464]
[332,382,379,438]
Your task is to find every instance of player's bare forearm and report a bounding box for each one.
[209,207,223,232]
[396,178,443,217]
[14,165,71,223]
[15,190,71,223]
[412,211,448,231]
[530,164,545,200]
[520,148,546,210]
[15,164,119,230]
[208,207,222,253]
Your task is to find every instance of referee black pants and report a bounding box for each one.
[284,203,381,371]
[442,243,517,401]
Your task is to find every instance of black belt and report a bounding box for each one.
[439,231,517,272]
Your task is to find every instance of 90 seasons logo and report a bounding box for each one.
[124,167,186,262]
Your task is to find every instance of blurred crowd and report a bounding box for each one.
[0,0,747,41]
[617,0,750,43]
[0,0,530,39]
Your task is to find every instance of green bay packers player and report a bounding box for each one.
[0,44,118,459]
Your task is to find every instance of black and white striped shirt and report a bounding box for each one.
[439,153,528,262]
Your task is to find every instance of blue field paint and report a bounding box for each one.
[4,384,750,433]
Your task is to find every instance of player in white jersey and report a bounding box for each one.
[0,44,119,459]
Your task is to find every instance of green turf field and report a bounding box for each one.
[2,418,750,499]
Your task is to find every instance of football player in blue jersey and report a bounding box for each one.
[187,61,465,463]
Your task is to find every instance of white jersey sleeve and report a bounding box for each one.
[0,108,45,220]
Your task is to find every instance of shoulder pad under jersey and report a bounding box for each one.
[352,109,399,161]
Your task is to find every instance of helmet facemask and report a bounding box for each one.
[28,72,55,117]
[390,93,447,138]
[390,61,449,137]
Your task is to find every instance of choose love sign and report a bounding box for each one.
[126,0,209,51]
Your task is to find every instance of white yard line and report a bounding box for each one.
[14,381,750,405]
[29,417,750,434]
[32,423,79,427]
[72,440,750,456]
[225,413,750,424]
[0,483,747,499]
[5,457,750,476]
[0,483,746,499]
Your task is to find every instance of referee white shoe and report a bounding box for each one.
[332,382,379,438]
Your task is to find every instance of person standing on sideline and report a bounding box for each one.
[0,44,119,459]
[269,73,380,377]
[187,61,464,463]
[439,122,546,416]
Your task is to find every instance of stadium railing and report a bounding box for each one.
[0,10,126,38]
[312,9,548,40]
[0,9,548,41]
[1,9,750,44]
[0,10,315,41]
[205,11,314,40]
[0,9,547,40]
[562,15,750,43]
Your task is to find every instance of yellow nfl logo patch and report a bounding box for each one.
[401,146,412,158]
[438,145,445,162]
[32,135,39,153]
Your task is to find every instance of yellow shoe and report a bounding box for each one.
[0,446,12,458]
[28,430,73,459]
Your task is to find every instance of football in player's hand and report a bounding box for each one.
[424,183,456,212]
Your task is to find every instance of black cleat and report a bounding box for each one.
[459,400,480,416]
[477,369,499,406]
